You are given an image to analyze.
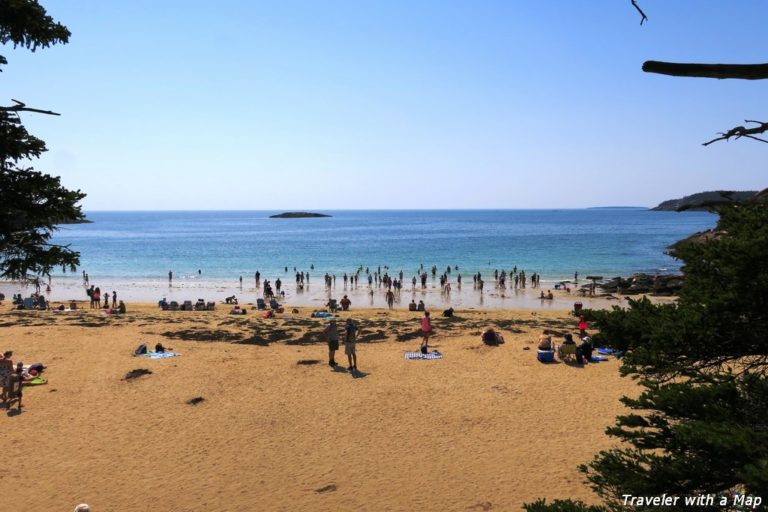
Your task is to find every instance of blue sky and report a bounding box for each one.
[4,1,766,209]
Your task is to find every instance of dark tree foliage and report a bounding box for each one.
[0,0,70,68]
[0,1,84,281]
[525,202,768,512]
[523,498,607,512]
[588,204,768,382]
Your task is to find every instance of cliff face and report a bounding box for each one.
[651,191,758,211]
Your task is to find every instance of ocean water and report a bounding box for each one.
[5,209,718,307]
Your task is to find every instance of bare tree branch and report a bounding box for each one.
[0,98,60,116]
[643,61,768,80]
[702,120,768,146]
[631,0,648,25]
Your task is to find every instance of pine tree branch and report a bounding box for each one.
[0,98,60,116]
[631,1,648,25]
[643,61,768,80]
[702,120,768,146]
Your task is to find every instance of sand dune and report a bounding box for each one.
[1,303,637,511]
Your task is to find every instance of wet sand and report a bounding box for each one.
[0,302,638,511]
[1,275,651,312]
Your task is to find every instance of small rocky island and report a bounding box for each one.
[269,212,331,218]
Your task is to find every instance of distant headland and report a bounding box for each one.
[59,218,93,224]
[651,190,758,211]
[269,212,332,218]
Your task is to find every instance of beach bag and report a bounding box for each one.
[443,308,454,318]
[133,343,148,356]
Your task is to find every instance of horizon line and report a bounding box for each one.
[80,206,655,213]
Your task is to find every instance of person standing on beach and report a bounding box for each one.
[0,351,13,402]
[420,311,432,353]
[168,270,173,285]
[344,319,358,372]
[112,291,117,308]
[385,289,395,309]
[325,319,340,367]
[578,316,588,337]
[239,275,243,288]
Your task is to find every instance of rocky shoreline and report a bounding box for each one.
[593,273,684,296]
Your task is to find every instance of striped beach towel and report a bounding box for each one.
[147,352,180,359]
[404,351,443,360]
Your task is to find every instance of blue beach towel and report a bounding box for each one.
[590,355,609,362]
[146,352,180,359]
[405,351,443,360]
[596,347,624,356]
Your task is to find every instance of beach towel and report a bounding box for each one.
[590,355,609,362]
[23,377,48,386]
[596,347,617,355]
[404,351,443,360]
[146,352,180,359]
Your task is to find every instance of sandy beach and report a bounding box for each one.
[1,302,639,511]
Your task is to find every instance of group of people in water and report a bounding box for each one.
[171,262,568,297]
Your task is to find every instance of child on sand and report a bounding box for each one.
[578,316,588,337]
[344,319,358,371]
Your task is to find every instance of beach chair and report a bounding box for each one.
[206,301,216,311]
[269,299,280,310]
[170,301,179,311]
[23,297,35,309]
[327,299,338,313]
[195,299,206,311]
[537,350,555,363]
[256,298,266,310]
[572,302,583,316]
[183,300,193,311]
[558,343,577,361]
